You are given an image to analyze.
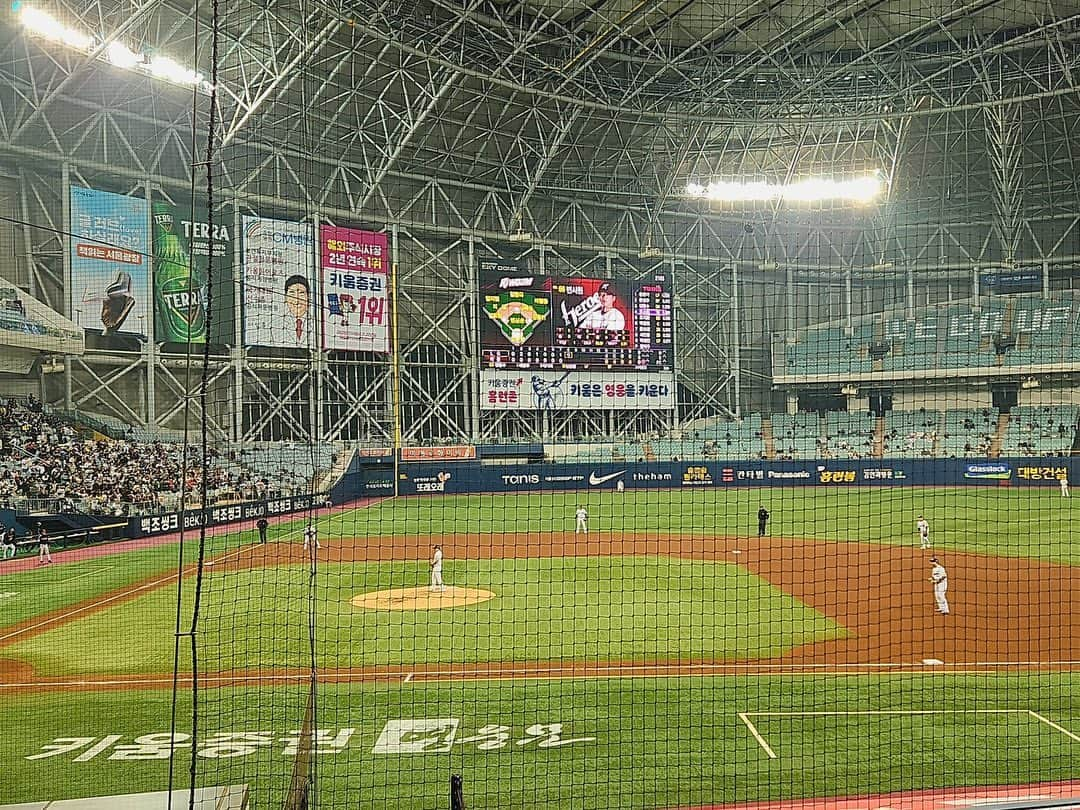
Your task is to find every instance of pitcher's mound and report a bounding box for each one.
[350,586,495,611]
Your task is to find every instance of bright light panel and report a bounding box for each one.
[686,174,882,204]
[18,5,93,50]
[16,3,211,92]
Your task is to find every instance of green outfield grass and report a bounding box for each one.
[3,675,1077,808]
[3,556,844,675]
[330,486,1080,564]
[1,486,1076,808]
[0,520,305,626]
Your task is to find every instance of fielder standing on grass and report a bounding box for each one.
[928,557,949,615]
[575,505,589,534]
[916,515,931,549]
[1060,473,1070,497]
[757,506,769,537]
[430,544,445,592]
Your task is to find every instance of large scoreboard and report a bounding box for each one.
[478,259,676,410]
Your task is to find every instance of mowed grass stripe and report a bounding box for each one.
[2,556,844,675]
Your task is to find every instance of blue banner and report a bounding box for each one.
[128,494,319,538]
[69,186,151,338]
[345,457,1074,497]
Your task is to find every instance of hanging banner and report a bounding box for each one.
[480,369,675,410]
[69,186,150,340]
[400,446,477,461]
[242,215,316,348]
[319,225,390,352]
[151,198,234,344]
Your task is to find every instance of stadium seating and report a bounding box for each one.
[882,410,941,458]
[938,408,997,457]
[0,397,321,516]
[1001,404,1079,456]
[780,291,1080,378]
[821,412,875,459]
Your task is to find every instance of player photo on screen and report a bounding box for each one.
[554,278,634,347]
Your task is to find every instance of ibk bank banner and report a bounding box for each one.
[129,494,319,538]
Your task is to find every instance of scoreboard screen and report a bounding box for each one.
[479,263,674,372]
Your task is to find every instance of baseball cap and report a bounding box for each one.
[929,557,938,563]
[598,282,614,294]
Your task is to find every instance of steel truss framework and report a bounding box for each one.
[2,1,1080,442]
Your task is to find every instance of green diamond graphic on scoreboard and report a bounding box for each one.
[483,291,550,346]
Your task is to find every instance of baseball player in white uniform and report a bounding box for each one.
[1060,474,1070,497]
[928,557,949,615]
[302,524,320,552]
[575,505,588,534]
[916,515,931,549]
[430,544,445,592]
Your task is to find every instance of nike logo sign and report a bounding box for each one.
[589,470,626,486]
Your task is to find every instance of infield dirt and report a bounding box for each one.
[1,532,1076,690]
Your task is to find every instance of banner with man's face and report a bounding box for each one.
[241,215,316,348]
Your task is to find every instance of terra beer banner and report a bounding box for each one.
[69,186,150,339]
[151,198,233,344]
[242,215,316,348]
[319,225,390,352]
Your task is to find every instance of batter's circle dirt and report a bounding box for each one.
[350,586,495,610]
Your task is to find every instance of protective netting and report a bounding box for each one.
[0,0,1078,808]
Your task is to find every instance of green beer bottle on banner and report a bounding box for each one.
[152,202,207,343]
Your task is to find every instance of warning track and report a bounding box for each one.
[0,533,1076,691]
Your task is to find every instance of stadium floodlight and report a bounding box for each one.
[685,173,882,204]
[14,2,213,93]
[15,4,92,49]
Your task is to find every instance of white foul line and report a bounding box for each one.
[0,546,249,644]
[1028,710,1080,743]
[57,566,114,585]
[744,710,1028,716]
[738,712,777,759]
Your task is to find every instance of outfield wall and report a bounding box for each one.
[347,457,1075,497]
[126,493,322,538]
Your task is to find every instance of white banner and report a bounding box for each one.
[481,369,675,410]
[241,216,316,348]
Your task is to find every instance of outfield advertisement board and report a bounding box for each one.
[128,494,319,538]
[354,458,1073,497]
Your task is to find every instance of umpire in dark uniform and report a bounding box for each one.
[256,517,269,544]
[757,506,770,536]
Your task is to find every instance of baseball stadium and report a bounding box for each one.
[0,1,1079,808]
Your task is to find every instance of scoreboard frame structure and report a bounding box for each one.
[476,257,676,412]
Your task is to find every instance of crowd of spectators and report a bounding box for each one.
[0,397,283,515]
